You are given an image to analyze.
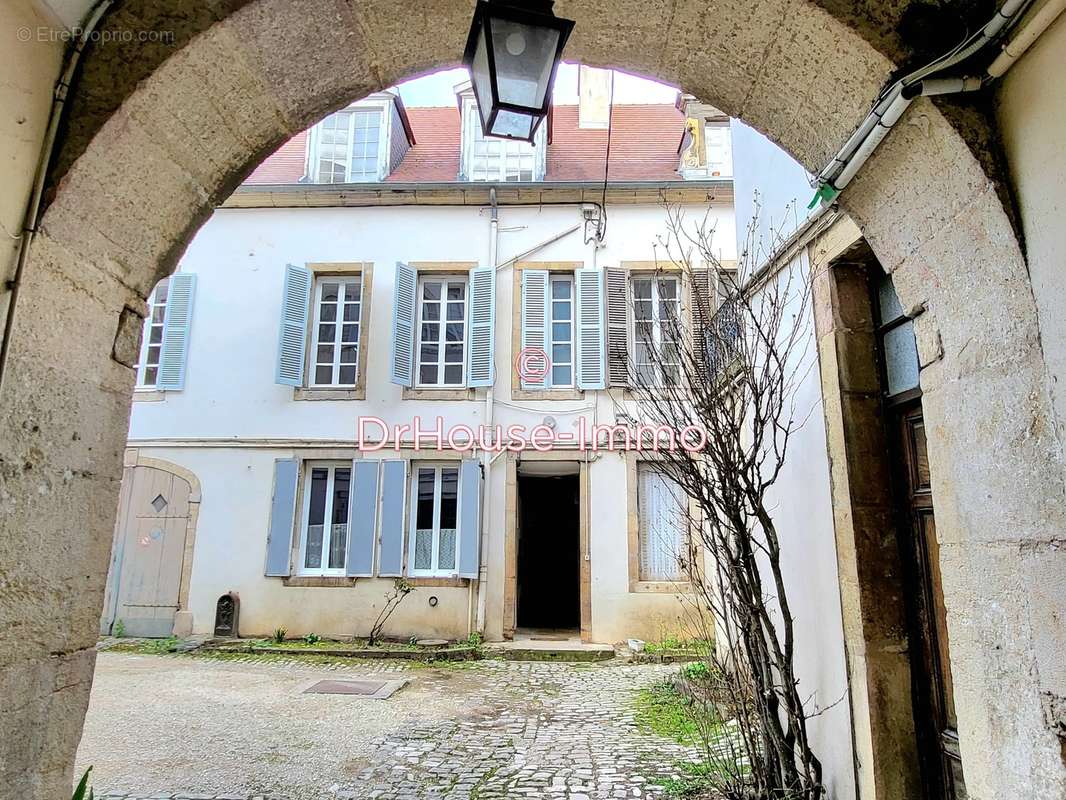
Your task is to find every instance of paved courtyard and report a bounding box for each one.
[77,652,699,800]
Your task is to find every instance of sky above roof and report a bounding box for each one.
[396,63,679,107]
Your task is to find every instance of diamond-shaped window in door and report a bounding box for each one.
[151,494,168,513]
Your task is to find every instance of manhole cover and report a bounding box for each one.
[301,678,408,699]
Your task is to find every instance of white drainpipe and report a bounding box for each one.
[812,0,1032,201]
[987,0,1066,78]
[473,187,498,637]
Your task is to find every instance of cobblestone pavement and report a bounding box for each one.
[80,652,698,800]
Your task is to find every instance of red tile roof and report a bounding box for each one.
[245,104,689,185]
[546,105,686,182]
[388,107,462,182]
[245,130,308,184]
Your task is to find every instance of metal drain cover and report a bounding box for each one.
[301,678,407,699]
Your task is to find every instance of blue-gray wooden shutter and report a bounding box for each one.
[605,267,629,387]
[690,268,714,384]
[576,268,606,390]
[390,262,417,386]
[156,272,196,391]
[265,458,298,576]
[345,460,379,577]
[457,459,481,579]
[275,264,312,386]
[520,269,549,389]
[466,265,495,387]
[378,460,407,576]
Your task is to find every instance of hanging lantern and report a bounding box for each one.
[462,0,575,143]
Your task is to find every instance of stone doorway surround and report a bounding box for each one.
[503,453,592,642]
[102,450,202,638]
[810,220,922,800]
[2,1,1064,798]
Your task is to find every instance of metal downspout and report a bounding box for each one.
[474,187,498,636]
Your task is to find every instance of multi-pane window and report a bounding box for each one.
[637,464,687,581]
[310,277,362,386]
[549,275,575,387]
[704,121,733,178]
[409,464,460,576]
[136,278,170,388]
[416,277,467,387]
[633,276,682,386]
[466,102,542,182]
[313,109,382,184]
[300,463,351,575]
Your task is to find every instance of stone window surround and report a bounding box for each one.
[624,451,702,594]
[294,262,373,401]
[615,259,737,399]
[510,261,587,401]
[402,261,480,400]
[282,448,473,584]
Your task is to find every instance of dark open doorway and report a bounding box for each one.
[516,473,580,632]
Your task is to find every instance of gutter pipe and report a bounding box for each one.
[987,0,1066,77]
[810,0,1031,205]
[0,0,113,397]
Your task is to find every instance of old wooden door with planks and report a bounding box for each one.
[101,464,193,638]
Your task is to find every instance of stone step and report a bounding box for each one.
[484,642,616,662]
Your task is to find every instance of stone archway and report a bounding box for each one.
[1,1,1062,798]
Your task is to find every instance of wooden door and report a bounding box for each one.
[893,405,967,799]
[102,465,192,637]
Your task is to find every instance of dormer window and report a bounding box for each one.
[305,93,413,184]
[677,96,734,181]
[703,121,733,178]
[460,95,546,182]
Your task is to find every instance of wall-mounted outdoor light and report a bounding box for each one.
[462,0,575,143]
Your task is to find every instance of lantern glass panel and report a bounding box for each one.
[489,108,536,140]
[470,27,494,131]
[487,16,559,109]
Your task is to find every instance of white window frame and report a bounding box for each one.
[631,274,683,387]
[298,461,352,576]
[309,276,363,387]
[415,275,468,388]
[407,463,462,578]
[548,273,576,388]
[460,97,546,182]
[703,120,733,178]
[135,278,170,389]
[637,463,688,582]
[307,100,389,184]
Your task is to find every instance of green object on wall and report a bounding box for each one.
[808,183,840,209]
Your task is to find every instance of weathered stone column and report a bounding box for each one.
[845,98,1066,799]
[0,233,139,798]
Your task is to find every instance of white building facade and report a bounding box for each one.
[103,86,738,646]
